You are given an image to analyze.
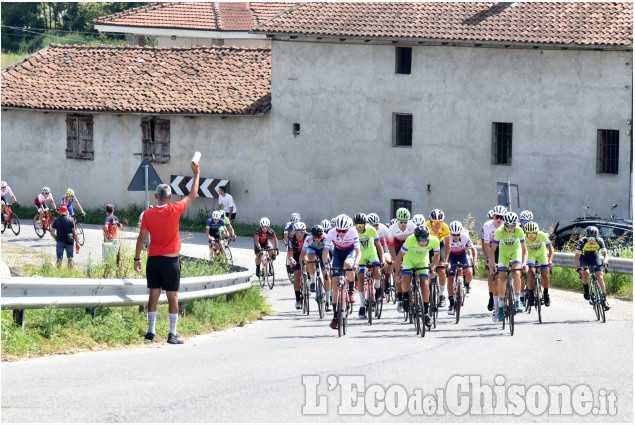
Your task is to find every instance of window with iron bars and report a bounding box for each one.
[492,122,513,165]
[391,199,412,220]
[393,113,413,147]
[597,129,619,174]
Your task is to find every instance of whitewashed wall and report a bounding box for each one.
[268,40,633,229]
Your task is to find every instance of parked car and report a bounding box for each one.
[551,216,633,256]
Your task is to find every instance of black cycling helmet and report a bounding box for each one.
[311,224,324,237]
[353,213,367,225]
[586,226,599,238]
[414,225,430,240]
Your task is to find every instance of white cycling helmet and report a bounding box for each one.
[412,214,426,226]
[260,217,270,227]
[448,220,464,234]
[367,213,380,226]
[429,209,445,222]
[290,213,301,223]
[0,181,7,188]
[42,187,50,194]
[335,214,352,231]
[487,209,494,219]
[293,221,306,232]
[321,219,332,231]
[503,212,519,226]
[519,210,533,221]
[492,205,507,217]
[212,211,223,219]
[390,218,398,226]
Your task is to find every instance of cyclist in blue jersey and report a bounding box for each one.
[60,188,86,218]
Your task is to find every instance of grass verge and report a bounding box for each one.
[1,286,271,361]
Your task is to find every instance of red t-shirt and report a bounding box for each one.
[140,200,187,257]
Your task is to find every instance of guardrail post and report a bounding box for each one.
[178,301,186,316]
[85,308,96,318]
[13,309,24,328]
[139,305,147,315]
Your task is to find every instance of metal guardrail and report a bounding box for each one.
[474,246,633,275]
[1,259,255,310]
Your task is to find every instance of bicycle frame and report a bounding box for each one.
[580,266,606,323]
[331,267,354,337]
[401,265,430,337]
[452,263,470,325]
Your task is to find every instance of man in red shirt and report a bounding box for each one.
[134,158,200,344]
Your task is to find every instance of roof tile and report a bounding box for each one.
[1,44,271,115]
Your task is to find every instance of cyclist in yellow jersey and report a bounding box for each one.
[425,209,451,307]
[574,226,610,310]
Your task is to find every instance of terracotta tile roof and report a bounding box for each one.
[1,44,271,115]
[253,2,633,47]
[93,2,297,31]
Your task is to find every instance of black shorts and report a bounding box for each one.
[291,251,302,272]
[429,240,446,264]
[146,256,181,292]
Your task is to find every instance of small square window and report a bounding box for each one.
[492,122,513,165]
[395,47,412,74]
[391,199,412,219]
[393,114,413,147]
[597,129,619,174]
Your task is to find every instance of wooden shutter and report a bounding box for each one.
[78,116,94,160]
[141,118,152,160]
[66,115,78,158]
[154,119,170,163]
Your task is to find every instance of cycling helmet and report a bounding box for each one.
[311,225,324,237]
[212,211,223,219]
[448,220,464,234]
[260,217,270,227]
[321,219,332,231]
[396,208,410,221]
[335,214,352,231]
[42,187,50,194]
[290,213,301,223]
[390,218,398,226]
[492,205,507,217]
[524,221,539,233]
[520,210,533,221]
[503,212,519,226]
[293,221,306,232]
[0,181,6,188]
[586,226,599,238]
[66,188,74,197]
[487,210,494,219]
[353,213,367,225]
[414,225,430,240]
[218,210,227,217]
[412,214,425,226]
[429,209,445,222]
[331,217,337,227]
[367,213,380,226]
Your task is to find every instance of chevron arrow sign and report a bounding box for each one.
[170,176,230,198]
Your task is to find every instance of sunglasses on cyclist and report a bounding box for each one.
[505,224,516,229]
[494,215,503,220]
[336,229,347,234]
[416,237,428,243]
[295,229,305,233]
[432,221,442,226]
[521,219,530,224]
[451,233,461,237]
[398,220,408,224]
[526,232,537,237]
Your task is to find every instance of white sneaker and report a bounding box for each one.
[295,300,302,310]
[492,311,499,322]
[397,301,404,313]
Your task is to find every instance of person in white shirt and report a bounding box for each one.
[218,186,236,222]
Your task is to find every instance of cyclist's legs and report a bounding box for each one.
[292,252,302,292]
[579,256,594,284]
[420,275,430,303]
[436,240,447,288]
[488,245,500,296]
[527,264,536,290]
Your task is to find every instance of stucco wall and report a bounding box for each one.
[269,41,633,229]
[157,36,269,48]
[0,111,272,224]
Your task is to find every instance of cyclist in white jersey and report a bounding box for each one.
[34,187,57,224]
[481,205,506,322]
[388,208,416,313]
[368,213,393,292]
[1,182,19,223]
[446,221,477,315]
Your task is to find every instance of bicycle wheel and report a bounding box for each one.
[367,278,374,325]
[455,277,463,325]
[376,286,383,319]
[75,222,85,246]
[390,270,397,304]
[9,215,20,235]
[536,284,542,324]
[337,283,345,337]
[1,216,5,233]
[429,282,437,328]
[416,286,425,337]
[222,244,233,265]
[590,279,600,321]
[316,276,325,319]
[412,289,421,336]
[33,215,45,238]
[262,260,269,288]
[268,261,275,289]
[599,293,606,323]
[305,278,311,316]
[507,285,515,336]
[286,258,294,283]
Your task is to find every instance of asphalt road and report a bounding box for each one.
[1,220,633,422]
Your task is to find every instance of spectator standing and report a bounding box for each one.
[104,204,122,241]
[218,186,236,222]
[50,206,79,269]
[134,158,200,344]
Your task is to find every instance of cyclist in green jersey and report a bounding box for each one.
[396,225,440,328]
[524,221,554,307]
[354,213,384,319]
[489,212,528,321]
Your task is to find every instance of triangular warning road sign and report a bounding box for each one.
[127,158,163,192]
